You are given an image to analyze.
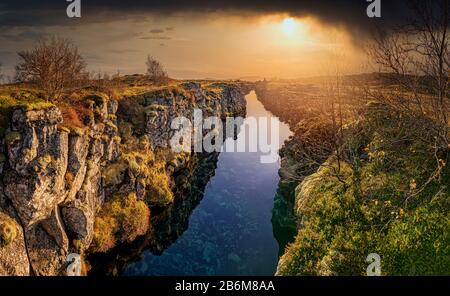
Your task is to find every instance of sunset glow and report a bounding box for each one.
[0,12,363,79]
[282,18,298,36]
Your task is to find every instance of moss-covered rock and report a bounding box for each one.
[0,216,17,248]
[91,192,150,253]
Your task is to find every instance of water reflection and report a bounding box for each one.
[122,91,292,275]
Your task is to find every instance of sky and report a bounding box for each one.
[0,0,412,80]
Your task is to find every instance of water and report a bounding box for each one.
[123,91,292,275]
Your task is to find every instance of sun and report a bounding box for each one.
[282,17,298,35]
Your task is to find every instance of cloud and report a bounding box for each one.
[108,49,141,54]
[0,0,411,35]
[139,35,171,40]
[0,30,47,42]
[150,29,164,34]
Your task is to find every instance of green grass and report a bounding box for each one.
[277,103,450,276]
[0,87,54,136]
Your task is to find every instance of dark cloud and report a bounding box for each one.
[0,0,412,35]
[0,30,47,42]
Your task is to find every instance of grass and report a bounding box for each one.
[279,153,449,275]
[277,101,450,276]
[91,192,150,253]
[0,86,55,136]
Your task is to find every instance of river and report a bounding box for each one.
[122,91,292,275]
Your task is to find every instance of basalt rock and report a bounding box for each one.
[0,83,247,275]
[0,197,29,276]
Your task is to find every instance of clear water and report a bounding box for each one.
[123,91,292,275]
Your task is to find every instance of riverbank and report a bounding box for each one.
[255,77,450,276]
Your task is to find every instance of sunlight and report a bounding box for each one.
[281,17,298,36]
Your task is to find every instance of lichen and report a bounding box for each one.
[0,216,18,248]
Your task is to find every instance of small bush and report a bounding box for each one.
[92,193,150,253]
[92,216,117,253]
[146,163,174,207]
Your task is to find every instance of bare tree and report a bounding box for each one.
[146,55,168,83]
[367,0,449,146]
[15,37,87,100]
[367,0,449,205]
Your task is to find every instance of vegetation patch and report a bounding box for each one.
[91,192,150,253]
[0,215,18,248]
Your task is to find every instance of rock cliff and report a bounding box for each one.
[0,81,246,275]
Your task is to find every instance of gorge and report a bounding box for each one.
[0,80,295,276]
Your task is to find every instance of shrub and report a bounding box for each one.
[145,55,168,84]
[92,216,117,253]
[146,163,174,207]
[91,193,150,253]
[119,193,150,242]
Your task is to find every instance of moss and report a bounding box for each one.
[0,216,17,248]
[145,103,167,112]
[68,126,86,136]
[145,162,174,206]
[0,87,54,137]
[117,97,146,135]
[16,101,54,111]
[380,199,450,275]
[145,110,159,117]
[113,136,122,144]
[278,147,450,275]
[84,93,108,106]
[72,239,84,254]
[91,192,150,253]
[57,126,71,133]
[0,153,6,163]
[105,120,117,130]
[91,215,117,253]
[4,132,21,145]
